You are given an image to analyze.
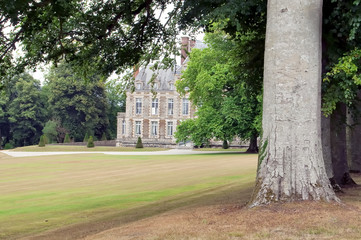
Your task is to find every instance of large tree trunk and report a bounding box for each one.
[246,133,259,153]
[350,90,361,173]
[250,0,338,206]
[330,103,356,186]
[321,115,334,179]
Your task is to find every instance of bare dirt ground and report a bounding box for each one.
[22,176,361,240]
[80,185,361,240]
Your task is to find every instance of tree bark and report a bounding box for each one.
[330,103,356,186]
[246,133,259,153]
[350,90,361,173]
[321,115,334,179]
[250,0,338,206]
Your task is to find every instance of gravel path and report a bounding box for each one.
[1,149,234,157]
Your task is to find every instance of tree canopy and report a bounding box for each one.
[0,0,182,85]
[175,30,261,149]
[45,63,109,141]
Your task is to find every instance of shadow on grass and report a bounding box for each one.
[23,182,255,240]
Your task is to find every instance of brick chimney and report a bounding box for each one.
[181,36,189,65]
[133,66,139,78]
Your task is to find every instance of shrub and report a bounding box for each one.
[87,136,95,148]
[222,140,229,149]
[43,135,49,144]
[83,132,89,142]
[4,143,14,149]
[101,132,107,141]
[42,120,58,143]
[38,135,46,147]
[135,137,143,148]
[64,133,71,143]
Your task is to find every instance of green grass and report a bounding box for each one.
[0,153,257,239]
[8,145,169,152]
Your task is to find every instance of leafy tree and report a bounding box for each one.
[0,0,182,85]
[87,136,95,148]
[176,31,262,151]
[0,89,9,148]
[6,73,47,146]
[83,132,89,143]
[45,63,109,141]
[105,78,126,139]
[42,120,58,143]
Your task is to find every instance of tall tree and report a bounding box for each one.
[6,73,46,146]
[105,78,126,140]
[176,30,261,151]
[45,63,109,141]
[250,0,338,206]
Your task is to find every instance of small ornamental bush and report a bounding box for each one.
[222,140,229,149]
[64,133,71,143]
[43,135,49,144]
[101,132,107,141]
[87,136,95,148]
[38,135,46,147]
[83,132,89,142]
[135,137,143,148]
[4,143,14,149]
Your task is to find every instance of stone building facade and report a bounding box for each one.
[116,37,205,148]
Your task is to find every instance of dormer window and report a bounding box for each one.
[136,83,142,90]
[169,83,174,90]
[153,83,158,90]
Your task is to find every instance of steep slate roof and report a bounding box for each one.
[134,65,177,90]
[134,40,207,91]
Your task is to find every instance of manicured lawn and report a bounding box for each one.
[0,152,257,239]
[8,145,169,152]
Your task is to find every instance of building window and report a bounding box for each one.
[151,121,158,136]
[153,83,158,89]
[169,83,174,90]
[136,83,142,90]
[152,98,159,115]
[167,122,174,136]
[182,98,189,115]
[135,121,141,135]
[122,120,126,134]
[168,98,174,115]
[136,98,142,114]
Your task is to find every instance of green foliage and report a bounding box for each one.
[105,78,126,139]
[87,136,95,148]
[222,140,229,149]
[175,30,262,146]
[63,133,70,143]
[43,135,49,145]
[83,132,89,143]
[0,0,182,84]
[322,1,361,116]
[135,137,143,148]
[4,73,47,147]
[42,120,57,143]
[38,135,45,147]
[101,132,107,141]
[4,143,14,150]
[322,49,361,117]
[45,63,109,141]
